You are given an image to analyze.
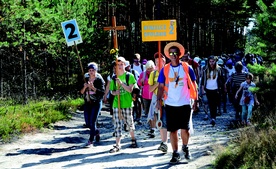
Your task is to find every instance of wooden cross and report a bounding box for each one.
[103,16,126,120]
[103,16,126,49]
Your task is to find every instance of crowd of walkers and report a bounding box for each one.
[79,44,261,164]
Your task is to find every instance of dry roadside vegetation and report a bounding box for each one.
[0,98,83,142]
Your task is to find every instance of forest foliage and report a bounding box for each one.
[0,0,275,103]
[1,1,276,168]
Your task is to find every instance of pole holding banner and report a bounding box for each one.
[61,19,84,80]
[141,19,177,129]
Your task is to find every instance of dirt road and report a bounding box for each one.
[0,105,236,169]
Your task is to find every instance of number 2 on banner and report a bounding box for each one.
[61,19,83,47]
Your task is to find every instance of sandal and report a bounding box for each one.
[129,139,138,148]
[109,145,120,153]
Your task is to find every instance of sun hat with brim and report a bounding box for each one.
[164,42,185,59]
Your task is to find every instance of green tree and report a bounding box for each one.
[0,0,106,102]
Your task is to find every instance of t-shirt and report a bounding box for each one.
[109,72,136,108]
[158,64,196,106]
[231,72,247,91]
[226,67,235,76]
[240,81,256,106]
[107,73,115,82]
[148,70,159,95]
[130,69,140,80]
[138,71,153,100]
[132,63,145,75]
[206,71,218,90]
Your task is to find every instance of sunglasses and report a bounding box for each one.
[175,76,179,87]
[169,52,178,56]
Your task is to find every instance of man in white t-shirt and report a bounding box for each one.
[156,42,197,164]
[131,53,145,75]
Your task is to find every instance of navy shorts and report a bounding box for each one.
[165,104,191,132]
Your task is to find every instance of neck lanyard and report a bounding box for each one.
[170,64,180,87]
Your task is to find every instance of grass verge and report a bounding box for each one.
[0,98,84,142]
[214,114,276,169]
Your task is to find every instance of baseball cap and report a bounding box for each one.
[194,57,201,63]
[117,56,126,64]
[125,60,130,67]
[217,58,224,65]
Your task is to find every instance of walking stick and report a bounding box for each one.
[116,57,123,120]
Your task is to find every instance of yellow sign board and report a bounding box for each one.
[141,20,177,42]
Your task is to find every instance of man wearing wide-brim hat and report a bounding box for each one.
[156,42,197,164]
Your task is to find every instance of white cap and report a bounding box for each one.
[125,60,130,67]
[117,56,126,64]
[217,58,224,65]
[194,57,201,63]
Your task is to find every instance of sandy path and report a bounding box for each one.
[0,104,236,169]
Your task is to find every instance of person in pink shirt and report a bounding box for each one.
[137,60,155,123]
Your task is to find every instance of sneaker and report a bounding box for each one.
[136,120,143,125]
[170,152,181,164]
[109,145,120,153]
[147,129,155,138]
[95,130,100,142]
[203,114,208,121]
[210,119,216,126]
[147,129,155,135]
[129,139,138,148]
[84,141,93,148]
[182,146,192,160]
[149,133,155,138]
[83,124,89,128]
[157,142,168,153]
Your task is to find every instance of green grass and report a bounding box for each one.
[0,98,84,142]
[214,114,276,169]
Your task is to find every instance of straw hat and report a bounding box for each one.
[164,42,185,59]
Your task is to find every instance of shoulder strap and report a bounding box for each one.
[126,72,130,86]
[131,69,137,80]
[153,70,157,79]
[141,70,147,86]
[181,62,198,100]
[164,63,170,84]
[112,75,117,88]
[112,73,129,88]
